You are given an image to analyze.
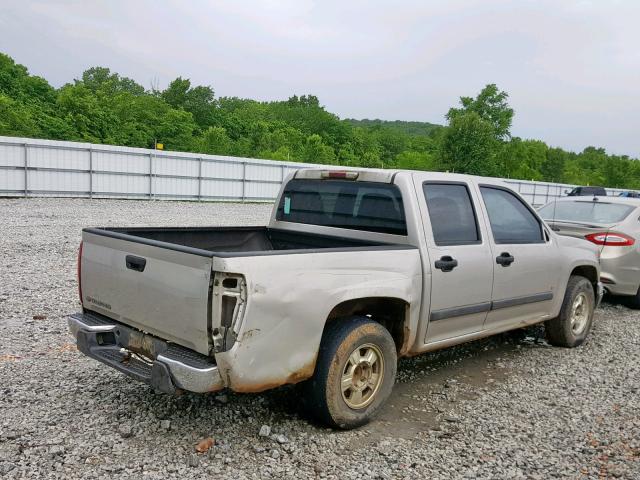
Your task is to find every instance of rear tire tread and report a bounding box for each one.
[303,316,397,430]
[545,275,595,347]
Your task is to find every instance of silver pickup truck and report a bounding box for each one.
[69,169,603,429]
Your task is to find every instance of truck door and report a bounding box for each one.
[476,184,562,330]
[413,175,495,344]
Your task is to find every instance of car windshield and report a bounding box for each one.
[538,201,635,224]
[275,179,407,235]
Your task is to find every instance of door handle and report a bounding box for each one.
[125,255,147,272]
[496,252,515,267]
[434,255,458,272]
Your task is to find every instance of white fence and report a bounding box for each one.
[0,136,314,202]
[0,135,631,206]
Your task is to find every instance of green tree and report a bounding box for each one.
[395,150,436,171]
[447,84,514,140]
[302,134,335,164]
[198,126,232,155]
[153,108,197,151]
[336,144,359,166]
[0,94,37,136]
[1,51,639,191]
[601,154,630,188]
[541,147,567,183]
[81,67,145,96]
[56,83,116,142]
[162,77,216,128]
[567,147,607,186]
[361,151,383,168]
[106,92,197,149]
[440,112,499,175]
[0,53,57,103]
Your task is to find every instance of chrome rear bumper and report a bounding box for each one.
[68,312,224,394]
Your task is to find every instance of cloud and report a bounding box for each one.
[0,0,638,156]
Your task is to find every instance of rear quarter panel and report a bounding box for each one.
[551,234,601,315]
[213,247,422,392]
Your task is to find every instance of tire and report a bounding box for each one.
[545,275,595,347]
[303,316,397,429]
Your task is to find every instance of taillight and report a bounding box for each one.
[77,241,83,304]
[585,232,635,246]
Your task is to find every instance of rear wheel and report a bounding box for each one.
[303,317,397,429]
[545,275,595,347]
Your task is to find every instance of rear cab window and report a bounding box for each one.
[423,183,480,245]
[276,179,407,235]
[538,201,635,224]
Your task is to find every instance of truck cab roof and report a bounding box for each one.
[294,167,509,188]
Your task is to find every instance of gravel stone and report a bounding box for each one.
[186,453,199,467]
[215,394,229,404]
[274,434,288,444]
[48,445,65,457]
[1,198,639,479]
[118,424,133,438]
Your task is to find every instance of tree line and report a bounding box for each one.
[0,52,637,189]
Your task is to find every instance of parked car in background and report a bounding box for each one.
[618,191,640,198]
[566,186,607,197]
[539,197,640,307]
[69,169,603,429]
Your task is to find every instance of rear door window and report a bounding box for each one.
[276,179,407,235]
[423,183,480,245]
[480,186,543,244]
[538,201,635,224]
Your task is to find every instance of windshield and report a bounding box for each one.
[275,179,407,235]
[538,201,635,224]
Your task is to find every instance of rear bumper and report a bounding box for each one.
[68,312,225,394]
[599,256,640,296]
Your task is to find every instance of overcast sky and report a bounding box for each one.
[1,1,638,156]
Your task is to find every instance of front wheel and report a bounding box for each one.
[545,275,595,347]
[303,317,397,429]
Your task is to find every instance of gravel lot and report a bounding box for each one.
[1,197,639,479]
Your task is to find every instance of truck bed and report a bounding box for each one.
[84,226,400,257]
[79,225,415,355]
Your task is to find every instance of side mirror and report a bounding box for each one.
[564,189,569,194]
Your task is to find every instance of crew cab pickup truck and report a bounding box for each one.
[69,169,603,429]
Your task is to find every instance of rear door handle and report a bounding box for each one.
[125,255,147,272]
[434,255,458,272]
[496,252,515,267]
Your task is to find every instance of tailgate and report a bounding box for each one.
[80,230,213,355]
